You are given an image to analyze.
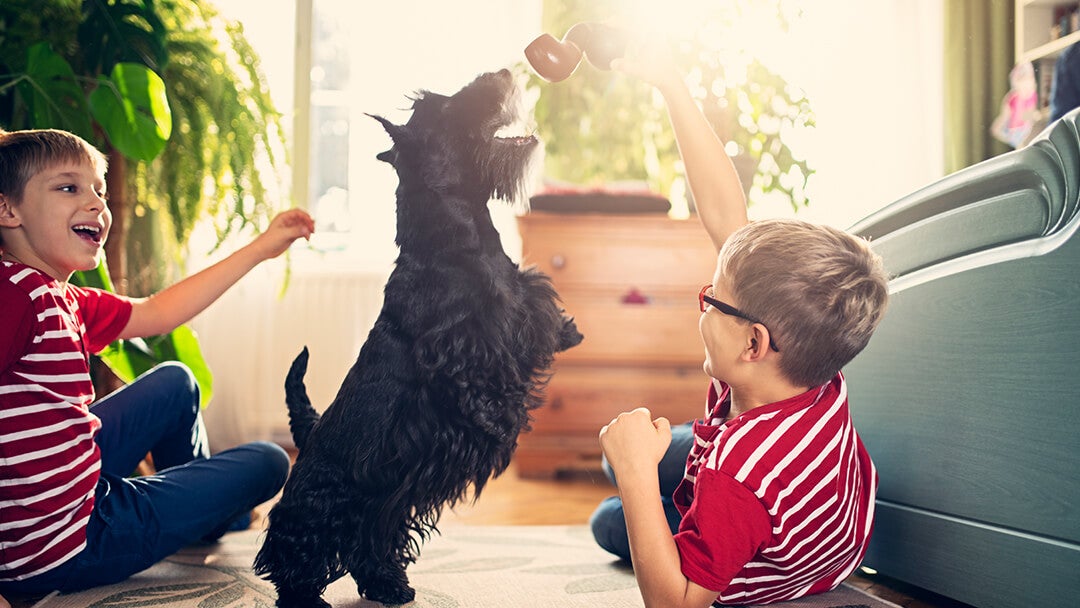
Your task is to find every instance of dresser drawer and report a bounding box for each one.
[557,291,705,366]
[519,213,717,293]
[528,365,710,436]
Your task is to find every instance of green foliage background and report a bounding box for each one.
[0,0,287,405]
[525,0,815,212]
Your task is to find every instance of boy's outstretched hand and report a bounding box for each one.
[250,208,316,261]
[610,34,682,94]
[600,407,672,478]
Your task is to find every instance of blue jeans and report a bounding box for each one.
[590,422,695,561]
[1,363,290,595]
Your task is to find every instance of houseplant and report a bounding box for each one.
[0,0,286,404]
[526,0,814,213]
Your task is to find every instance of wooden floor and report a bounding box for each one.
[439,462,974,608]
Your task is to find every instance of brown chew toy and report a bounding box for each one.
[524,22,628,82]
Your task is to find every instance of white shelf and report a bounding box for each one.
[1017,1,1080,62]
[1020,30,1080,63]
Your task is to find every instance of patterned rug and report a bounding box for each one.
[14,525,901,608]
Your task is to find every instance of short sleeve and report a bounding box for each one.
[69,285,133,354]
[674,468,773,592]
[0,281,35,372]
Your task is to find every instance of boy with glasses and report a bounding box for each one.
[589,44,890,607]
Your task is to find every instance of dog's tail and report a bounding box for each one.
[285,346,320,451]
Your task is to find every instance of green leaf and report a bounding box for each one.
[17,42,94,139]
[162,325,214,409]
[89,62,172,161]
[96,338,158,383]
[71,263,115,292]
[72,260,214,409]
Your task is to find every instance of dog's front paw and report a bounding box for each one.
[558,316,584,352]
[362,577,416,606]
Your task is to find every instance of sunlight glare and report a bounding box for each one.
[620,0,805,77]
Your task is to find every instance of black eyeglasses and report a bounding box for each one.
[698,285,780,352]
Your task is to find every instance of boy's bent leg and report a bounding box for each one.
[58,441,289,592]
[91,362,207,476]
[658,422,694,495]
[151,442,289,547]
[590,496,682,562]
[590,496,631,560]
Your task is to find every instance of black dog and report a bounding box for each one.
[253,69,583,607]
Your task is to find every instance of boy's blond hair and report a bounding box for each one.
[0,128,108,203]
[0,128,107,249]
[719,218,890,388]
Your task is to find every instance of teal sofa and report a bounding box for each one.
[844,108,1079,608]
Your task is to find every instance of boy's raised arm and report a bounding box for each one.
[612,42,748,252]
[119,208,314,339]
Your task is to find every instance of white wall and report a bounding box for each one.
[746,0,946,228]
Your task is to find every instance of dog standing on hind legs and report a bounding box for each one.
[253,69,583,607]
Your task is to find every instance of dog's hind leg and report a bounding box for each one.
[346,524,417,605]
[275,587,332,608]
[257,515,338,608]
[255,467,345,608]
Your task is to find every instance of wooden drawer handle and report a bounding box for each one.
[550,254,566,269]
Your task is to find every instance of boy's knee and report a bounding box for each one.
[146,361,200,414]
[590,496,630,560]
[247,441,290,492]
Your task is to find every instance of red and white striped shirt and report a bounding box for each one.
[673,372,877,605]
[0,261,132,581]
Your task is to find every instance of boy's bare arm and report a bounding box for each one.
[612,42,748,252]
[601,409,720,608]
[660,81,748,251]
[119,208,314,339]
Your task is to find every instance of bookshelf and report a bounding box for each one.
[1016,0,1080,63]
[1015,1,1079,113]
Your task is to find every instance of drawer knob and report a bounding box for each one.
[551,254,566,269]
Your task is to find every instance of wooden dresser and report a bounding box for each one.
[514,212,719,478]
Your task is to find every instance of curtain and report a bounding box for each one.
[943,0,1015,174]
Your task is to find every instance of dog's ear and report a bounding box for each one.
[376,149,397,165]
[368,113,403,140]
[369,113,403,165]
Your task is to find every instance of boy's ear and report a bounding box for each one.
[744,324,773,362]
[0,194,20,228]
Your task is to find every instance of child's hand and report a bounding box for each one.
[251,208,315,260]
[610,35,682,93]
[600,407,672,478]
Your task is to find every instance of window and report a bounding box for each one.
[219,0,542,270]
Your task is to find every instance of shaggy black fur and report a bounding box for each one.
[253,69,583,607]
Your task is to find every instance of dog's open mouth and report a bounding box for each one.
[493,112,537,146]
[494,126,537,146]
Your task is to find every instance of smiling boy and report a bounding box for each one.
[0,128,314,596]
[590,45,890,607]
